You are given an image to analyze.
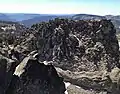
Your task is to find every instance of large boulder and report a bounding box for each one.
[5,56,66,94]
[0,54,16,94]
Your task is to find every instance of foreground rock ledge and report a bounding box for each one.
[56,67,120,94]
[5,57,65,94]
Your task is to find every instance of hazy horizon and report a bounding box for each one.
[0,0,119,16]
[0,13,120,17]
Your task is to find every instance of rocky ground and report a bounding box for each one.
[0,18,120,94]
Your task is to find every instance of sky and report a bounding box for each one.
[0,0,119,15]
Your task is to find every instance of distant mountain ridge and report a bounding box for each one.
[0,13,120,33]
[72,14,120,33]
[72,14,106,20]
[0,13,12,21]
[0,13,41,22]
[21,15,72,27]
[6,13,40,21]
[0,13,73,27]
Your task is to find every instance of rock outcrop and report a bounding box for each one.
[56,67,120,94]
[0,54,17,94]
[0,51,65,94]
[5,56,65,94]
[31,19,119,72]
[30,18,120,94]
[0,18,120,94]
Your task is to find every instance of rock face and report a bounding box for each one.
[30,19,120,94]
[0,54,17,94]
[32,19,119,72]
[56,67,120,94]
[5,56,65,94]
[0,51,65,94]
[0,18,120,94]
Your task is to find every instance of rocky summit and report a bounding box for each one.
[32,19,119,72]
[0,18,120,94]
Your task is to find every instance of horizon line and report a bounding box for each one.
[0,12,119,16]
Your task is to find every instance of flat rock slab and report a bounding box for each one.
[56,67,120,94]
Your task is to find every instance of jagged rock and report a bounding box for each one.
[13,33,37,54]
[5,57,66,94]
[0,54,16,94]
[31,19,119,72]
[0,18,119,94]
